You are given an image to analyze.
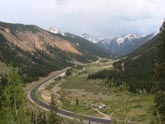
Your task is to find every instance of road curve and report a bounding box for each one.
[28,68,112,124]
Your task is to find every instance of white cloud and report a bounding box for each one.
[0,0,164,36]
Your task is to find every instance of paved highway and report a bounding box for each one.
[28,69,112,124]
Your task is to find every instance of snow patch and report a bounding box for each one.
[48,27,64,36]
[81,33,100,43]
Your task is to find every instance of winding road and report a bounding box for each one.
[28,68,112,124]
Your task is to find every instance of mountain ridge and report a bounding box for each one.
[0,22,81,55]
[80,32,156,56]
[0,21,111,82]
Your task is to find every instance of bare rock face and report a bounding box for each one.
[0,25,81,55]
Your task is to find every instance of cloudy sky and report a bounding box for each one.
[0,0,165,37]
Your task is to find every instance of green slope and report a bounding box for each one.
[88,34,160,93]
[0,21,111,82]
[114,35,159,92]
[0,34,71,82]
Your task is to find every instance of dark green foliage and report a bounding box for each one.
[154,21,165,123]
[50,94,58,112]
[0,38,72,82]
[0,41,68,83]
[0,21,39,34]
[48,94,62,124]
[76,98,79,105]
[0,67,78,124]
[0,67,31,124]
[66,69,72,76]
[88,35,159,93]
[0,33,7,42]
[30,111,47,124]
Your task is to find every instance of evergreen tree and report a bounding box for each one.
[154,20,165,123]
[76,98,79,105]
[47,94,61,124]
[0,67,31,124]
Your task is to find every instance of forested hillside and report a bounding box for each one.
[0,33,72,82]
[88,21,165,124]
[88,29,160,93]
[55,33,112,58]
[0,21,111,82]
[153,20,165,124]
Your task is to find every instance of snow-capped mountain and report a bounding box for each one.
[81,33,101,43]
[99,33,146,45]
[115,33,143,45]
[50,29,157,56]
[48,27,64,36]
[97,33,156,56]
[80,32,157,56]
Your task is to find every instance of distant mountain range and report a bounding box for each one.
[48,28,157,56]
[47,28,112,58]
[81,32,157,56]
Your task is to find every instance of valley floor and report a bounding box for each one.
[33,59,154,124]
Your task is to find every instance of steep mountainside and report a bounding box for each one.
[97,33,156,56]
[81,33,156,56]
[88,33,160,93]
[0,22,80,54]
[0,61,7,73]
[0,21,111,82]
[53,33,112,59]
[114,34,159,89]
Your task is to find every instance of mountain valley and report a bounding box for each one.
[0,20,164,124]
